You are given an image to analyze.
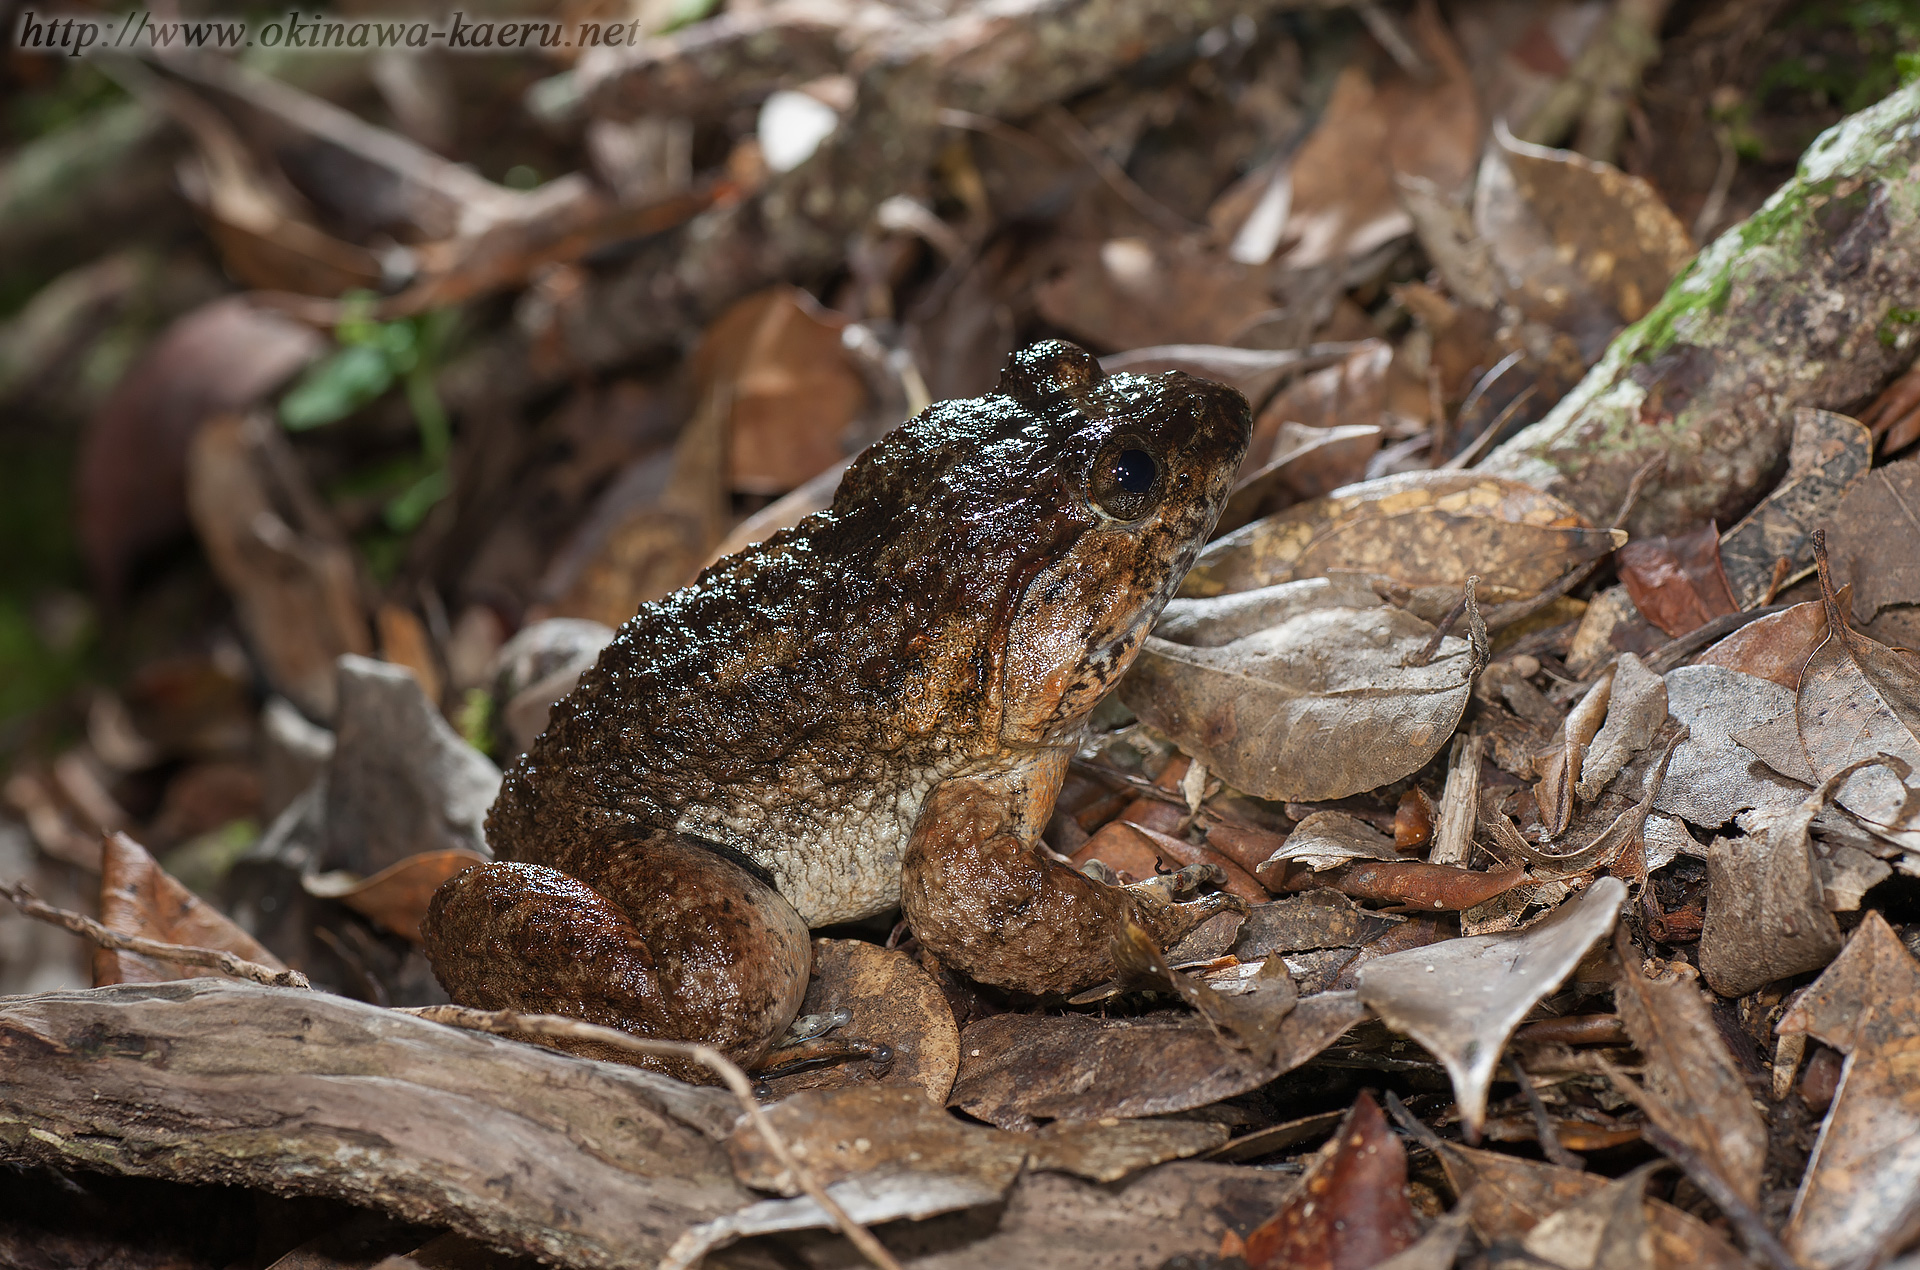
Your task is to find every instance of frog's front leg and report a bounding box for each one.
[900,757,1241,996]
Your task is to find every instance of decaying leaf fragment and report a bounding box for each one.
[726,1085,1225,1200]
[1697,590,1845,690]
[1518,1162,1661,1270]
[1697,763,1861,999]
[1241,1093,1419,1270]
[756,939,960,1104]
[1657,665,1808,827]
[1777,912,1920,1270]
[948,992,1369,1130]
[1121,584,1478,802]
[301,848,484,943]
[94,831,286,986]
[1719,409,1873,611]
[1615,521,1739,639]
[1826,452,1920,626]
[1437,1142,1748,1270]
[1607,932,1766,1207]
[185,412,371,721]
[1579,654,1668,800]
[1796,541,1920,833]
[1230,890,1406,960]
[1180,470,1623,621]
[1356,877,1626,1137]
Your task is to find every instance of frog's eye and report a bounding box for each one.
[1089,440,1162,520]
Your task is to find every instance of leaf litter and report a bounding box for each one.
[8,4,1920,1269]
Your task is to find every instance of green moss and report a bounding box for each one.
[1626,170,1856,363]
[1625,260,1734,362]
[1878,305,1920,345]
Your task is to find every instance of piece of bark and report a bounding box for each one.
[0,980,748,1270]
[1483,82,1920,536]
[323,656,501,878]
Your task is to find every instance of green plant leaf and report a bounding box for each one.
[280,343,396,430]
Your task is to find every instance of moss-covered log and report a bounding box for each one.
[1483,83,1920,535]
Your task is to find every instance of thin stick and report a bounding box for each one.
[1507,1059,1584,1171]
[0,879,310,990]
[400,1004,904,1270]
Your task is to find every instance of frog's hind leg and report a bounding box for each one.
[420,835,810,1083]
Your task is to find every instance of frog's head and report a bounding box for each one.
[822,340,1250,751]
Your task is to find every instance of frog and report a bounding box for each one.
[421,340,1252,1079]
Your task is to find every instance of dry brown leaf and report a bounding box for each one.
[1697,766,1855,999]
[1859,361,1920,454]
[1478,125,1694,352]
[1696,590,1847,690]
[1539,660,1617,836]
[1616,521,1739,639]
[93,831,286,987]
[698,287,867,496]
[1579,654,1668,800]
[301,849,485,945]
[1657,665,1810,827]
[1719,409,1873,610]
[78,299,324,602]
[1607,932,1766,1207]
[1313,859,1532,912]
[1244,341,1391,475]
[1356,876,1626,1137]
[756,939,959,1105]
[1182,470,1622,621]
[1102,821,1268,903]
[1122,588,1476,803]
[1034,236,1277,352]
[1797,546,1920,831]
[948,993,1369,1130]
[376,604,445,710]
[1437,1142,1748,1270]
[1242,1093,1419,1270]
[1256,810,1403,872]
[1098,344,1365,405]
[1777,912,1920,1270]
[728,1086,1049,1196]
[185,413,371,721]
[1519,1162,1660,1270]
[1219,423,1386,536]
[1246,0,1479,271]
[1827,452,1920,627]
[546,376,730,627]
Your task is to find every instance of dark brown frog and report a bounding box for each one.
[422,341,1251,1078]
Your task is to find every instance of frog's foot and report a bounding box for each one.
[420,835,810,1084]
[901,777,1239,997]
[1119,863,1247,947]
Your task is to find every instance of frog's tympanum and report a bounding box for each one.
[422,341,1251,1077]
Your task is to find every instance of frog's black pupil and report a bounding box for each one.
[1113,449,1155,494]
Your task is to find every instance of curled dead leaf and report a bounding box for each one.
[1182,470,1623,622]
[1357,876,1626,1138]
[1122,585,1477,803]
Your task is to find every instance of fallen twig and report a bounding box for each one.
[0,877,310,990]
[400,1004,904,1270]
